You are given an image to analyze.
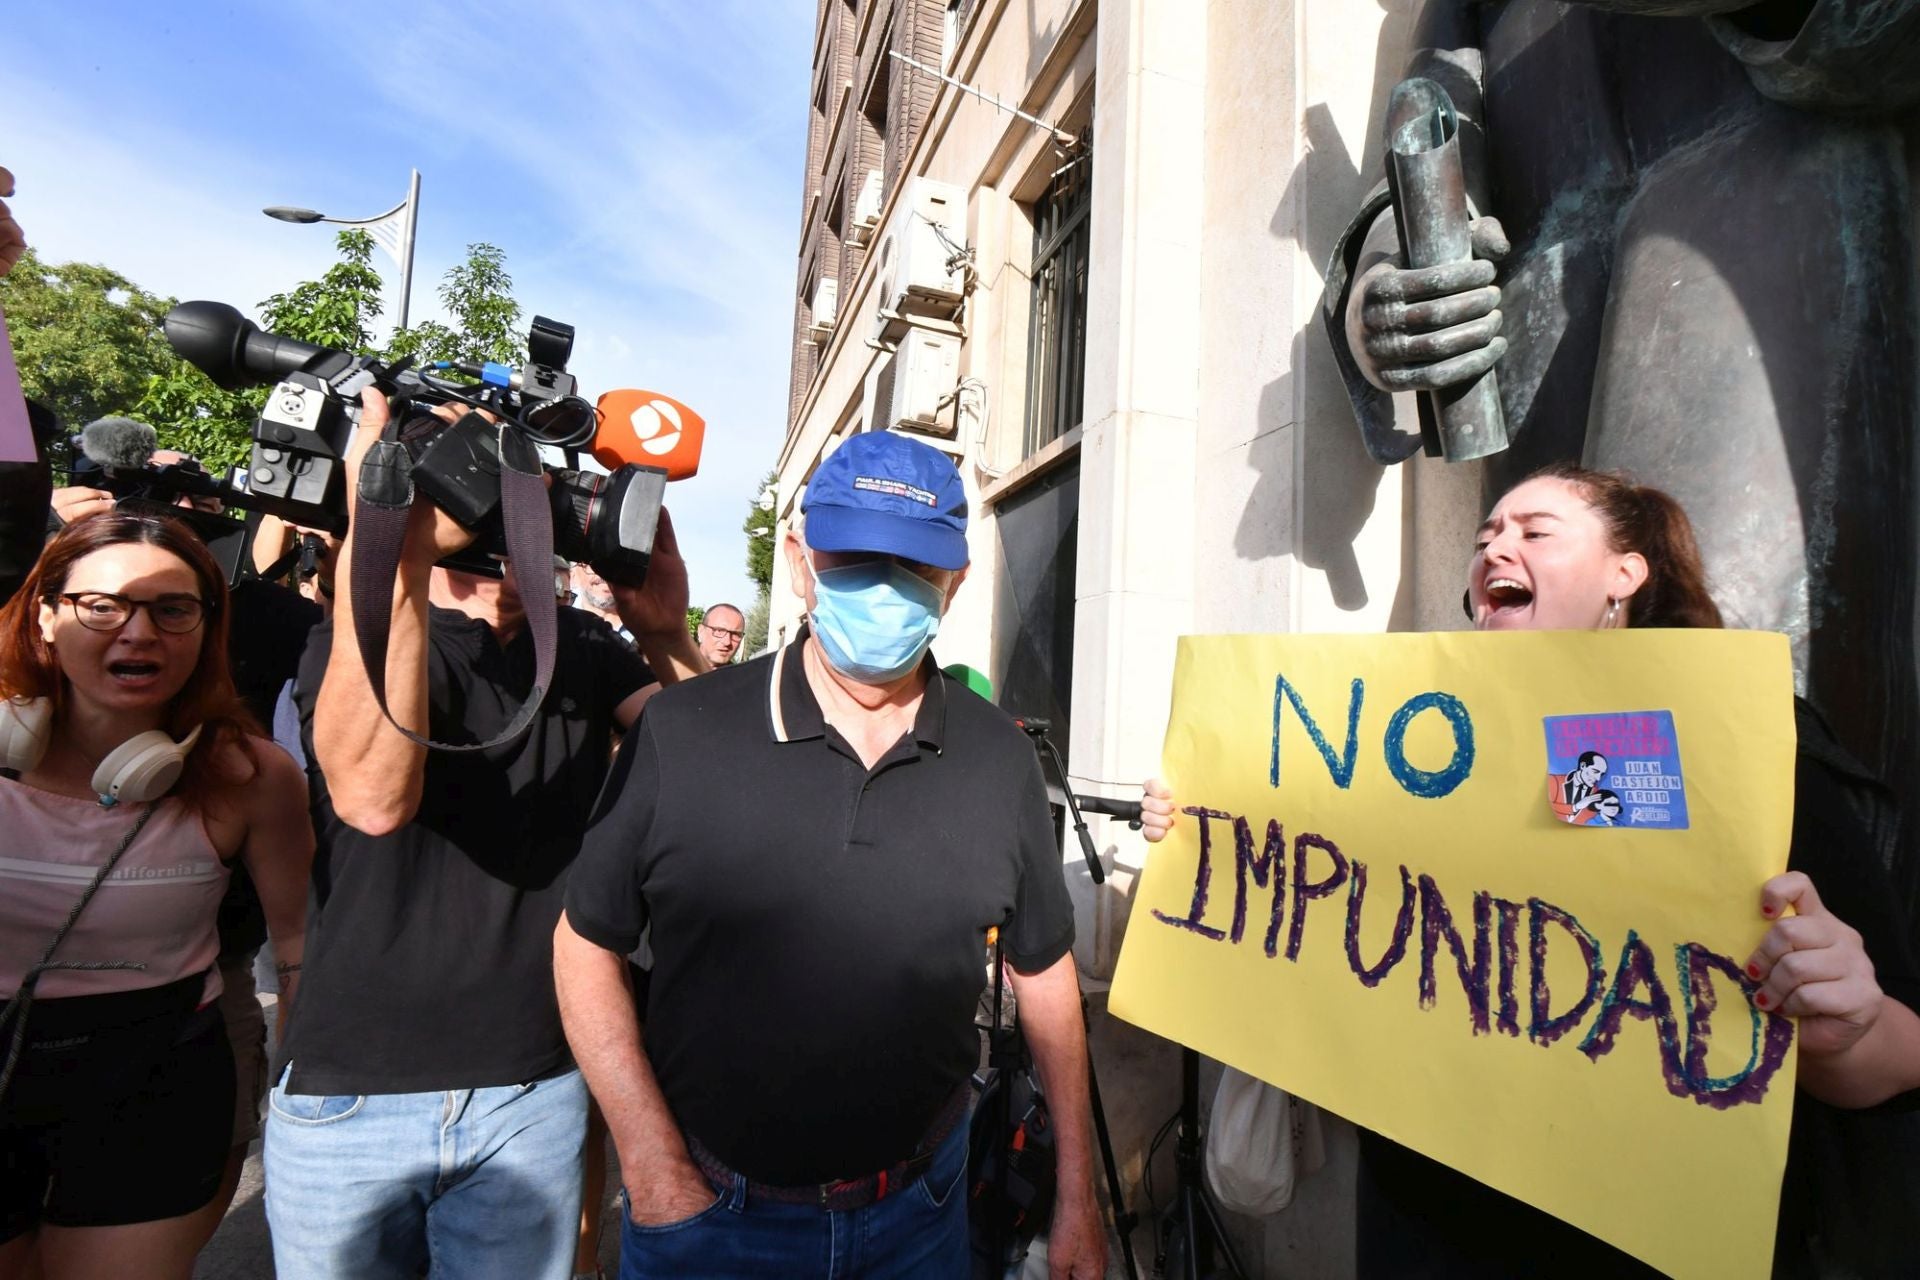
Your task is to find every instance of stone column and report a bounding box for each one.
[1070,0,1208,973]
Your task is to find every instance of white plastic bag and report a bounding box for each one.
[1204,1066,1326,1216]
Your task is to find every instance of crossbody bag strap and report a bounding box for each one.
[0,801,160,1102]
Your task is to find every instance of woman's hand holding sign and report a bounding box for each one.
[1748,871,1920,1107]
[1746,872,1880,1053]
[1141,778,1177,843]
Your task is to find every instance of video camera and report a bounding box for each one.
[68,417,237,510]
[66,416,254,584]
[161,301,697,584]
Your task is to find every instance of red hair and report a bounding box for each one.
[1524,461,1724,630]
[0,511,259,807]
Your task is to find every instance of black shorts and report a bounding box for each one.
[1,977,236,1240]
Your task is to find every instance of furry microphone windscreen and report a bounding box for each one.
[80,416,158,471]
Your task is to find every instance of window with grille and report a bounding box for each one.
[1023,145,1092,457]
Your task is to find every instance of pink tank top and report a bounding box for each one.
[0,779,230,1003]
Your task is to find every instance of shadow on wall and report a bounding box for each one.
[1022,0,1071,86]
[1237,1,1416,614]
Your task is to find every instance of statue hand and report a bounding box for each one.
[1346,215,1509,394]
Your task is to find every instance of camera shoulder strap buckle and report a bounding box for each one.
[355,437,415,510]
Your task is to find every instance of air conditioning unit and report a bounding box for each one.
[807,277,839,343]
[870,177,967,344]
[846,169,883,247]
[864,328,961,450]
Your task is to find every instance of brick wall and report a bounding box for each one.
[883,0,946,195]
[788,0,947,434]
[788,1,859,430]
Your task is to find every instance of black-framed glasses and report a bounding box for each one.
[54,591,209,634]
[702,622,745,642]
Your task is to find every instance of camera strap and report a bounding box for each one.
[349,416,559,752]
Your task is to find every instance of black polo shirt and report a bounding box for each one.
[564,629,1075,1185]
[286,605,652,1095]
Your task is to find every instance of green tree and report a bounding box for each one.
[4,232,527,485]
[132,370,263,478]
[388,243,522,368]
[0,247,175,432]
[744,468,777,594]
[259,228,385,353]
[743,594,770,657]
[741,469,778,654]
[686,606,705,637]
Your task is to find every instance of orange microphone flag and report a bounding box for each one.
[592,389,705,480]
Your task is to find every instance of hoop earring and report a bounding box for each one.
[1604,597,1621,628]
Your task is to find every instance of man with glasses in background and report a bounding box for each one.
[694,602,746,666]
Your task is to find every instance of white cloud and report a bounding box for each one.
[0,79,340,323]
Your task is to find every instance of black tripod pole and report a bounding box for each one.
[1159,1047,1247,1280]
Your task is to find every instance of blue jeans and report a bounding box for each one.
[263,1065,589,1280]
[618,1119,971,1280]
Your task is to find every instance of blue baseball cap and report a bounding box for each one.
[802,433,969,570]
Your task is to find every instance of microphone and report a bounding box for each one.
[1075,794,1145,825]
[591,389,704,480]
[80,416,158,473]
[164,301,333,390]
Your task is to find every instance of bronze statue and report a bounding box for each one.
[1324,0,1920,893]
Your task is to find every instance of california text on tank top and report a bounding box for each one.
[0,778,230,1004]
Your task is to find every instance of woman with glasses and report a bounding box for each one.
[0,513,313,1280]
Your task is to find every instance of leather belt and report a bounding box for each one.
[686,1084,971,1212]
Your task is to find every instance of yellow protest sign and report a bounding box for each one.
[1109,630,1798,1279]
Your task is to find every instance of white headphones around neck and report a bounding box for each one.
[0,696,205,806]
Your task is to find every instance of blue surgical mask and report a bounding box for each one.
[807,554,947,684]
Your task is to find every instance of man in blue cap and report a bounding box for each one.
[555,432,1107,1279]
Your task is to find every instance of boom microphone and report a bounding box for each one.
[80,417,158,473]
[163,301,338,390]
[592,389,704,480]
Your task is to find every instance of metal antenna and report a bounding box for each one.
[888,51,1078,148]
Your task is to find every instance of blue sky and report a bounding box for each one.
[4,0,812,613]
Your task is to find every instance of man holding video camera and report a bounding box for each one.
[263,388,707,1280]
[553,432,1107,1279]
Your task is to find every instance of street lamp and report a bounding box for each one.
[264,168,421,330]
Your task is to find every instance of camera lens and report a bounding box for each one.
[548,469,602,564]
[547,466,660,586]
